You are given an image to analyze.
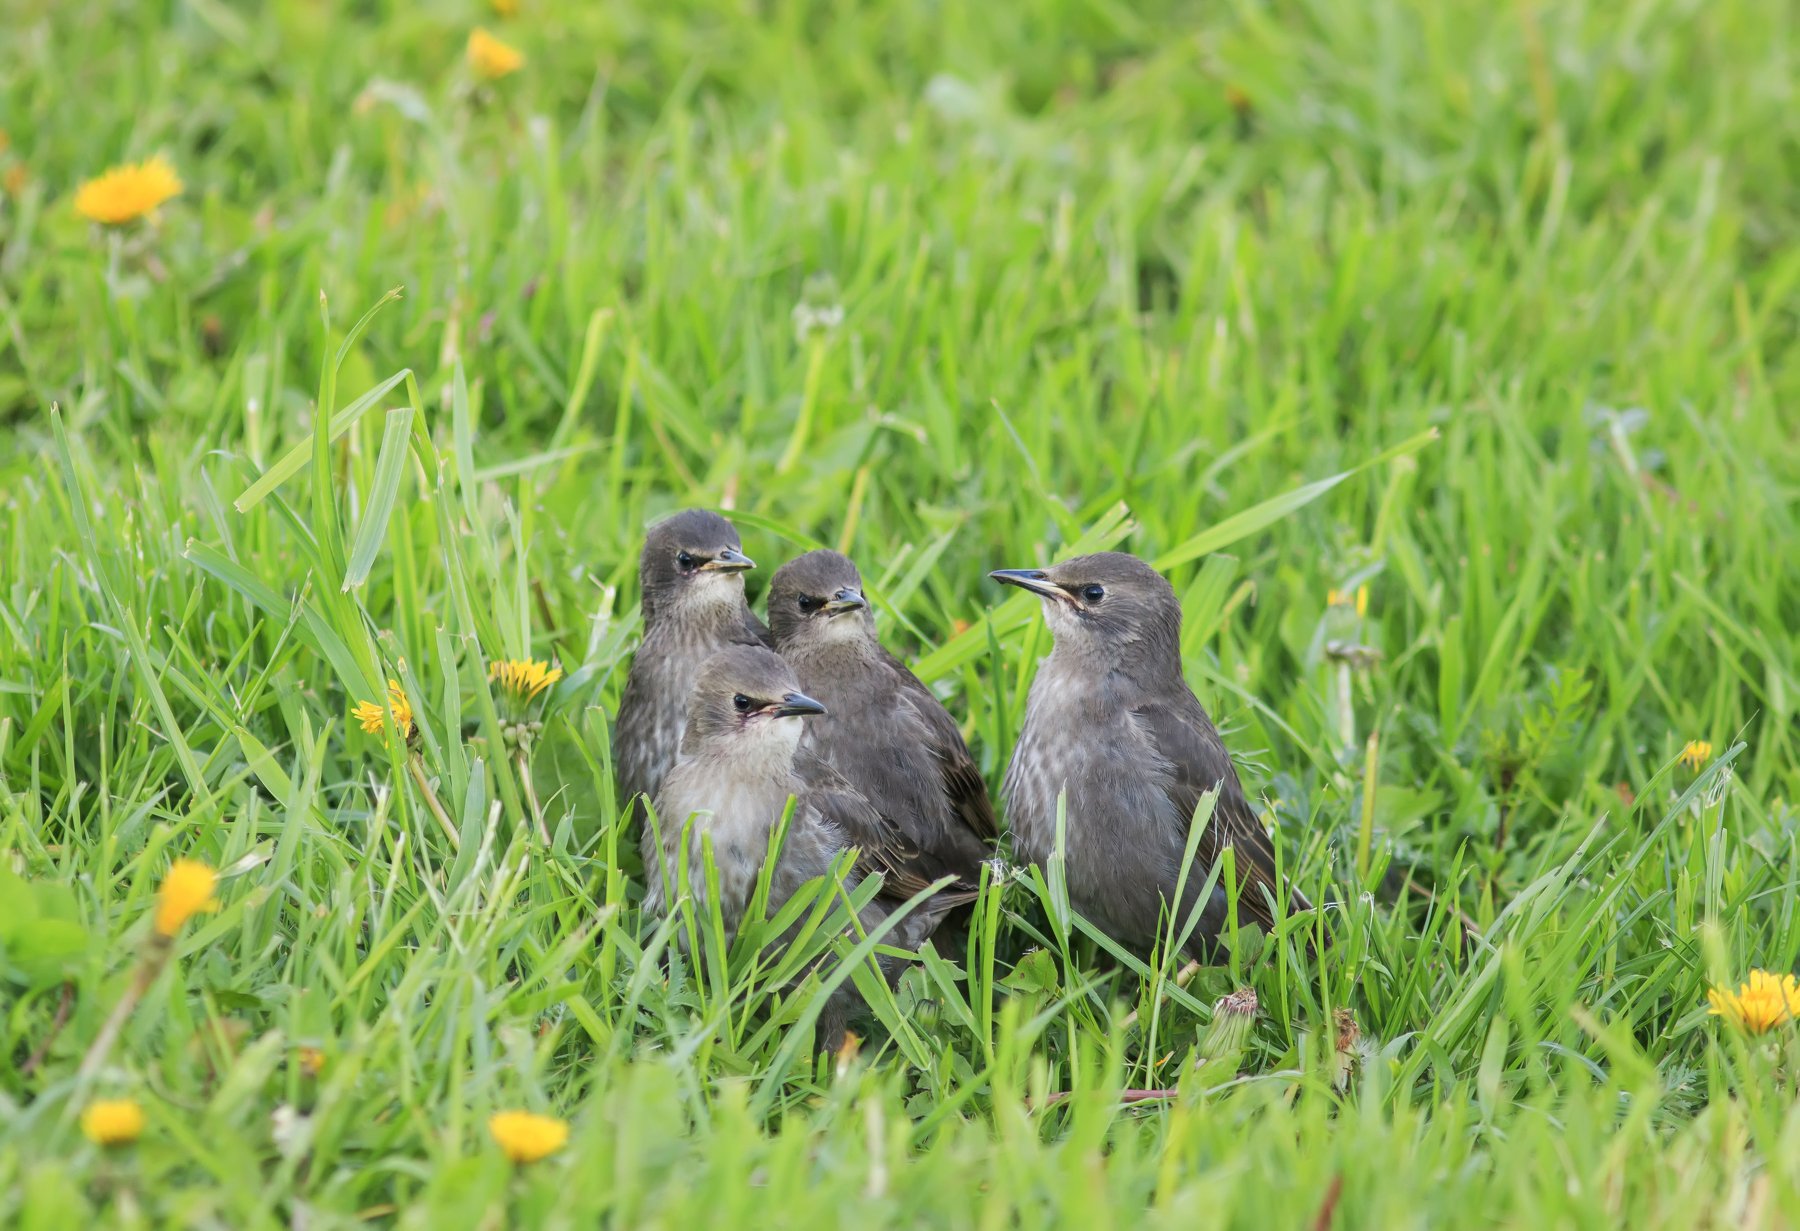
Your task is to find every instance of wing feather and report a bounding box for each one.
[1131,698,1307,931]
[883,649,999,844]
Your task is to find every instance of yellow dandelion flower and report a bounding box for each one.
[1327,586,1368,616]
[352,680,414,740]
[1679,740,1713,772]
[73,156,183,225]
[154,858,219,937]
[1707,969,1800,1035]
[81,1099,146,1146]
[467,29,525,79]
[490,0,520,14]
[490,658,563,703]
[297,1046,326,1078]
[488,1110,568,1163]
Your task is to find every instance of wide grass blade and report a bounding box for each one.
[234,369,409,512]
[341,407,414,591]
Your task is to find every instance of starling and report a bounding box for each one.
[614,509,771,821]
[992,552,1308,960]
[767,550,996,891]
[644,645,966,1042]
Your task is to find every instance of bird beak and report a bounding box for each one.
[989,568,1071,604]
[822,587,866,615]
[700,546,754,573]
[767,691,828,719]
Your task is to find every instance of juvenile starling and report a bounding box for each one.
[992,552,1308,960]
[614,509,771,822]
[768,550,996,890]
[644,645,964,1040]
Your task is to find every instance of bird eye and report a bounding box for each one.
[1081,584,1106,603]
[797,595,822,613]
[732,693,752,712]
[676,551,697,572]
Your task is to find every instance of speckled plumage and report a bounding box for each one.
[613,510,771,823]
[645,732,845,945]
[996,552,1308,961]
[768,551,995,896]
[643,646,963,1045]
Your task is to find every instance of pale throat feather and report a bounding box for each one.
[677,571,752,621]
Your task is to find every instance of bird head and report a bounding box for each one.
[681,645,828,758]
[639,509,756,624]
[990,551,1182,662]
[767,549,873,649]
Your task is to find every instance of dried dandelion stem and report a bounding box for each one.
[20,981,75,1077]
[75,860,220,1088]
[75,936,170,1087]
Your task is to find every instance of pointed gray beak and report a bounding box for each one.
[768,691,828,719]
[701,546,754,573]
[989,568,1070,604]
[822,587,866,615]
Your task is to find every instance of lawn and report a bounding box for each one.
[2,0,1798,1224]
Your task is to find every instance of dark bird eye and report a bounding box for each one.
[732,693,752,712]
[1082,584,1106,603]
[797,595,822,613]
[676,551,696,571]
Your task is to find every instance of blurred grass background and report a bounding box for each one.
[1,0,1798,1224]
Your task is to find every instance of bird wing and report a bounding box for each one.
[1130,697,1306,931]
[883,650,1000,843]
[797,746,976,906]
[611,660,659,811]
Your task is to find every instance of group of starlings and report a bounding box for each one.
[616,509,1312,1039]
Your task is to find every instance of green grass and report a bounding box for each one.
[3,0,1798,1223]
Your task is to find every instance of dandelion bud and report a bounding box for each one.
[912,997,943,1032]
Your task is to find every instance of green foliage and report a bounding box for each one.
[1,0,1798,1224]
[0,867,86,990]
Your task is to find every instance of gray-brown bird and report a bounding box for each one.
[614,509,772,822]
[992,552,1308,960]
[643,645,965,1041]
[768,550,996,892]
